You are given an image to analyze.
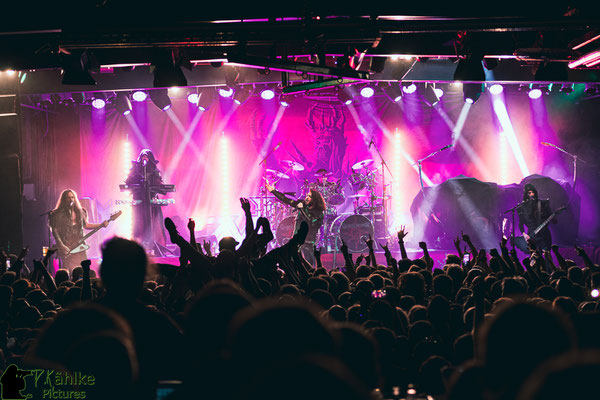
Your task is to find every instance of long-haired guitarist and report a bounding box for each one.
[49,189,109,271]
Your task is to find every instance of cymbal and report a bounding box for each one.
[314,171,333,177]
[281,160,305,171]
[352,159,374,170]
[347,194,366,198]
[266,169,290,179]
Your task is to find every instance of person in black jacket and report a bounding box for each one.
[517,183,555,251]
[265,179,325,264]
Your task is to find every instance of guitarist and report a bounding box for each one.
[49,189,109,271]
[517,183,556,251]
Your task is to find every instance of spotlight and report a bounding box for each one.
[383,83,402,102]
[132,91,147,102]
[260,87,275,100]
[187,92,200,104]
[218,87,234,98]
[489,84,503,95]
[528,88,542,99]
[337,87,353,105]
[360,85,375,98]
[463,83,484,103]
[402,82,417,94]
[150,88,172,111]
[279,93,291,107]
[197,88,216,111]
[91,93,106,109]
[115,92,132,115]
[233,86,252,105]
[423,83,441,106]
[560,84,574,93]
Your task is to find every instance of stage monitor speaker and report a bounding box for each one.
[0,154,23,252]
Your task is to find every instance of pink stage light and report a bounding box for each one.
[187,93,199,104]
[360,86,375,98]
[465,97,474,104]
[132,91,147,102]
[402,83,417,94]
[528,89,542,99]
[218,87,234,98]
[489,84,503,95]
[260,88,275,100]
[92,98,106,109]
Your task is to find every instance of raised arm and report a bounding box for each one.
[397,226,409,260]
[551,244,568,271]
[419,241,434,270]
[365,235,377,267]
[240,198,254,238]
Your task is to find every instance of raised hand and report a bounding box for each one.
[203,240,212,256]
[313,245,321,258]
[187,218,195,231]
[461,232,472,243]
[240,197,251,213]
[454,236,461,249]
[340,239,349,255]
[18,245,30,261]
[364,234,374,249]
[551,244,559,252]
[574,245,584,256]
[489,248,500,258]
[264,179,275,193]
[500,236,508,249]
[418,241,428,250]
[379,241,390,254]
[80,259,91,271]
[397,225,409,241]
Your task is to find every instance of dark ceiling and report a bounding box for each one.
[2,2,600,95]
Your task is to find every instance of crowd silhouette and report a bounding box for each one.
[0,197,599,399]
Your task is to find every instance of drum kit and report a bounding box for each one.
[259,158,391,253]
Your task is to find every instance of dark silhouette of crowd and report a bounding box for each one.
[1,197,600,399]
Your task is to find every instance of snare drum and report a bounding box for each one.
[330,214,374,252]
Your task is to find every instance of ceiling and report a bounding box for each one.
[2,2,600,95]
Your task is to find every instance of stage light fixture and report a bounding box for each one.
[279,93,291,107]
[360,85,375,98]
[71,93,85,104]
[560,84,574,93]
[233,85,252,105]
[91,93,106,109]
[132,91,147,102]
[423,83,441,106]
[489,84,503,95]
[187,91,200,104]
[115,92,132,115]
[463,83,484,103]
[383,83,402,102]
[402,82,417,94]
[434,88,444,98]
[528,88,542,99]
[218,87,234,98]
[150,88,172,111]
[584,84,598,95]
[260,87,275,100]
[337,87,353,105]
[197,88,216,111]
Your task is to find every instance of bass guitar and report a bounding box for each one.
[55,210,122,259]
[512,205,566,252]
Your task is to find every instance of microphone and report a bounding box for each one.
[540,142,553,147]
[368,137,374,149]
[274,141,282,150]
[440,144,453,151]
[69,201,74,208]
[142,159,147,167]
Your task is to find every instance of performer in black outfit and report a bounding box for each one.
[49,189,108,272]
[265,179,325,264]
[125,149,167,245]
[517,183,555,251]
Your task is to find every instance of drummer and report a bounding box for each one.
[265,178,325,264]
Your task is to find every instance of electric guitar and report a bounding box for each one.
[56,210,122,259]
[512,205,566,252]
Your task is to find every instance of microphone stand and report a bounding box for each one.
[541,142,586,207]
[502,200,529,254]
[370,140,396,244]
[413,145,452,239]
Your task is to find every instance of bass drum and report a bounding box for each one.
[330,214,374,253]
[276,216,296,246]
